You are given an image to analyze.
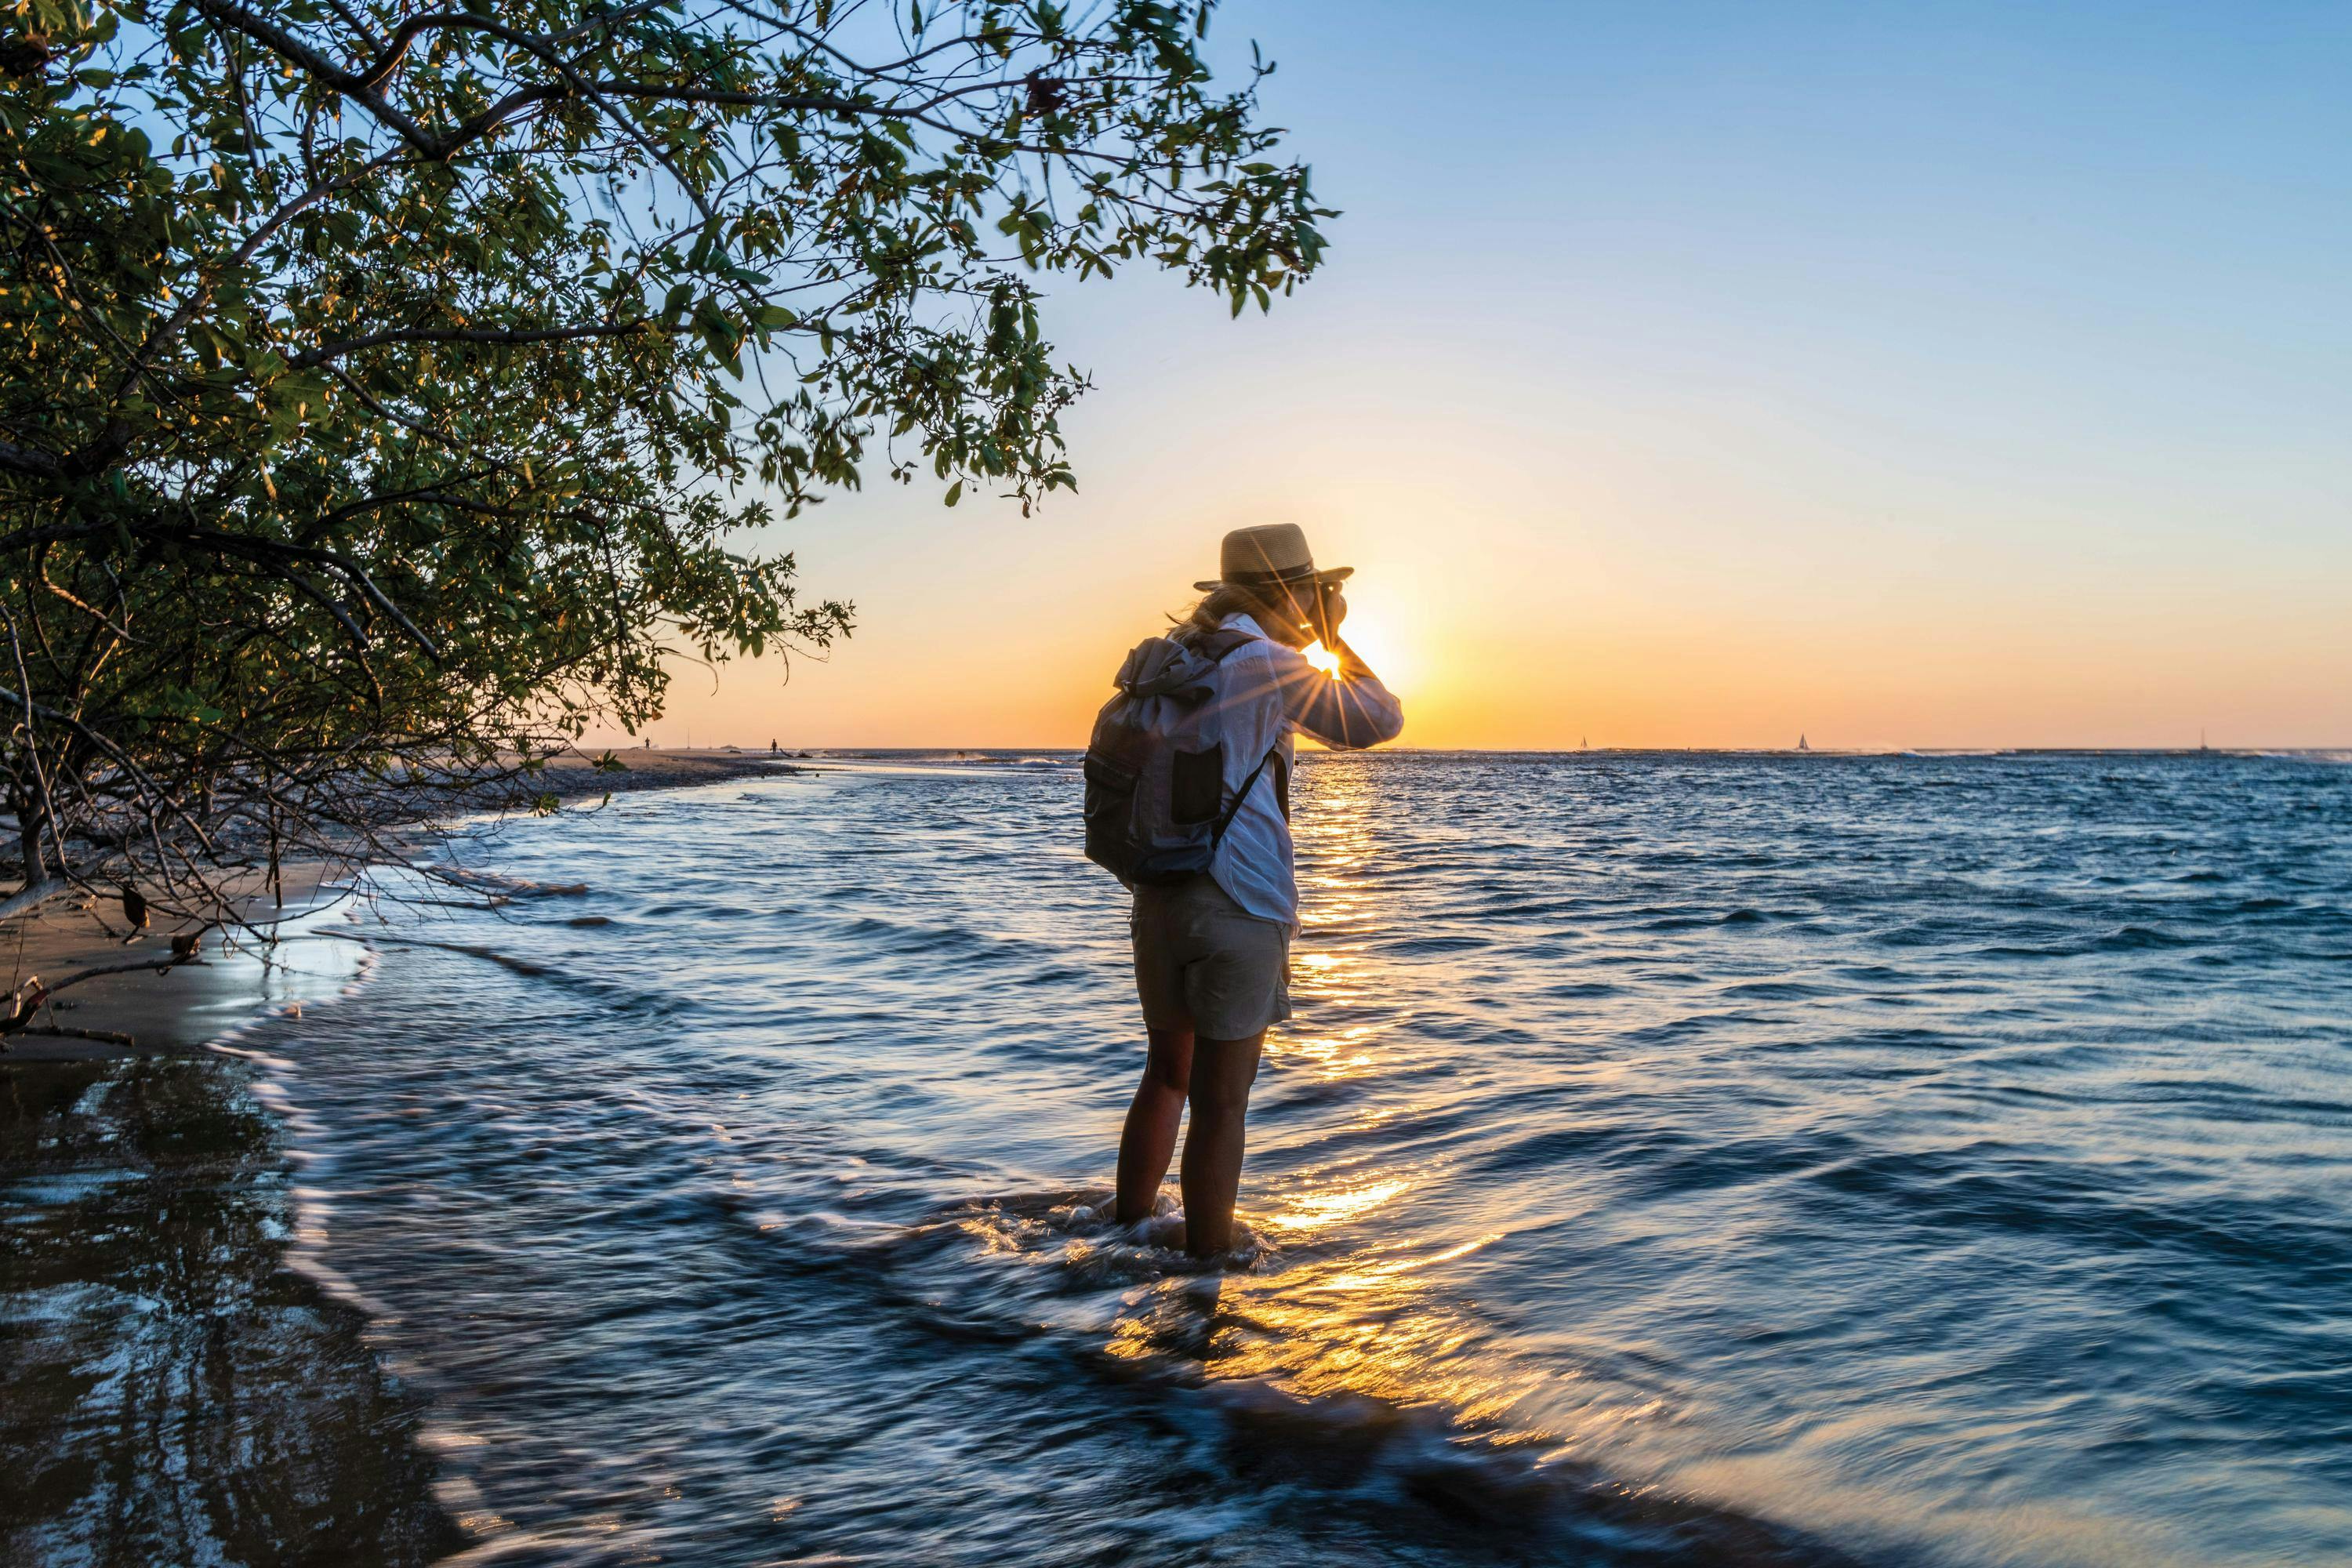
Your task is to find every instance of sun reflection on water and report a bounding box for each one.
[1057,754,1676,1488]
[1275,759,1388,1074]
[1109,719,1583,1438]
[1263,1175,1413,1233]
[1096,1225,1562,1445]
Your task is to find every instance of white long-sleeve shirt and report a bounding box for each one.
[1202,613,1405,930]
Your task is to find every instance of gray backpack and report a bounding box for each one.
[1083,626,1285,886]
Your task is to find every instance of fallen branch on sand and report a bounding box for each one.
[0,880,74,925]
[14,1025,140,1047]
[2,935,207,1045]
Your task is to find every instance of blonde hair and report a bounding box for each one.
[1181,584,1272,633]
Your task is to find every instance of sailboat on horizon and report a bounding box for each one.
[1797,734,1810,753]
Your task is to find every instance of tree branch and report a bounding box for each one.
[0,437,67,482]
[0,879,73,924]
[287,320,670,370]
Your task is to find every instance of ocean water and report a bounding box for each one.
[242,752,2349,1566]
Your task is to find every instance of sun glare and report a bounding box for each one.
[1306,601,1411,691]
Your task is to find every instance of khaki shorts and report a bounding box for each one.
[1131,876,1292,1040]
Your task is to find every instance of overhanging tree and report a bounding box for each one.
[0,0,1328,953]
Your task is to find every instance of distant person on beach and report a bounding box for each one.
[1085,524,1404,1258]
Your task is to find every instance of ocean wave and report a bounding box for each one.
[186,750,2352,1568]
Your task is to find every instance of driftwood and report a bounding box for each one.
[0,879,72,925]
[13,1025,140,1047]
[2,940,205,1040]
[362,935,557,978]
[422,865,588,898]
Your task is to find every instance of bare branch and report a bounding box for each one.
[0,880,74,924]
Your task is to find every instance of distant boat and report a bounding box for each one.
[1797,734,1810,752]
[1581,735,1588,750]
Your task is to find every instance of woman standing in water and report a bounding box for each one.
[1111,524,1405,1257]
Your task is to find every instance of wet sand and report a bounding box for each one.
[1,1055,463,1566]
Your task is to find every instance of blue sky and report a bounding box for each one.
[651,1,2352,749]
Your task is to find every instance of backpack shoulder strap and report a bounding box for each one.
[1210,743,1286,848]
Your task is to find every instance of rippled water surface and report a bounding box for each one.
[250,753,2349,1565]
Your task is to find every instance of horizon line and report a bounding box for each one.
[626,742,2352,757]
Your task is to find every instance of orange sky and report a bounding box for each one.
[611,437,2352,752]
[602,308,2352,752]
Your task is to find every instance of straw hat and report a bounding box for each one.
[1192,524,1355,594]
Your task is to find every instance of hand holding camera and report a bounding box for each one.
[1318,582,1350,639]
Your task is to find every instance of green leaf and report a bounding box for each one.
[0,0,1325,927]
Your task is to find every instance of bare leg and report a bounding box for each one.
[1181,1032,1265,1259]
[1116,1027,1193,1225]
